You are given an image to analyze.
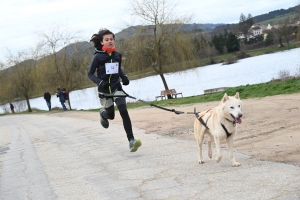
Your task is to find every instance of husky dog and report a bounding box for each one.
[194,92,243,167]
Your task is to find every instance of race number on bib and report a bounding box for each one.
[105,63,119,74]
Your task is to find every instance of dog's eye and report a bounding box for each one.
[230,106,234,109]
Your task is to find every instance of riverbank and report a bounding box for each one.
[1,46,300,114]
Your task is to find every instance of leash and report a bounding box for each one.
[100,89,236,138]
[99,89,239,136]
[99,89,196,115]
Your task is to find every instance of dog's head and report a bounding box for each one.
[220,92,243,124]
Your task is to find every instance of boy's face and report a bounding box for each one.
[101,34,115,48]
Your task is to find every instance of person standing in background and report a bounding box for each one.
[56,86,67,111]
[44,90,51,111]
[10,103,15,113]
[62,88,70,110]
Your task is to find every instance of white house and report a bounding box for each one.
[250,26,263,36]
[238,24,267,41]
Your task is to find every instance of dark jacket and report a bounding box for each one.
[87,49,126,93]
[44,92,51,101]
[62,88,69,100]
[56,89,65,102]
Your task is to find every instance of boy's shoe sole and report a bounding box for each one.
[130,139,142,152]
[100,110,109,128]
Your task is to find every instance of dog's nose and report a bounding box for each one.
[239,113,243,118]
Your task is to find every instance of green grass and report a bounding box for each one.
[247,42,299,56]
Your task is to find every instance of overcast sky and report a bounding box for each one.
[0,0,298,64]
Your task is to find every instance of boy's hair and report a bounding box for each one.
[90,29,115,49]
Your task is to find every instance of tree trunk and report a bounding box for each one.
[25,96,32,112]
[286,39,290,50]
[159,73,172,99]
[68,97,72,110]
[279,37,284,48]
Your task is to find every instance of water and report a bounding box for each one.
[1,48,300,113]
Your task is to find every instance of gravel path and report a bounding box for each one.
[0,114,299,200]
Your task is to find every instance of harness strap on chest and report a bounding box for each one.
[221,123,232,137]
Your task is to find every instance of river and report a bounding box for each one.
[1,48,299,113]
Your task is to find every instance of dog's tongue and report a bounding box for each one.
[236,118,242,124]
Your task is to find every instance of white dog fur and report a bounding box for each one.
[194,92,243,167]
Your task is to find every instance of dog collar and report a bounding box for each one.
[225,118,236,127]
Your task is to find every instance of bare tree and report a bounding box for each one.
[205,45,218,64]
[272,27,285,48]
[6,45,42,112]
[39,26,87,109]
[280,18,296,50]
[238,13,254,51]
[124,0,198,98]
[0,61,6,103]
[272,18,293,49]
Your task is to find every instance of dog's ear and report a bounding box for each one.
[234,92,240,99]
[222,93,229,103]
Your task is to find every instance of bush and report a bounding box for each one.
[295,67,300,78]
[222,57,237,65]
[278,70,291,80]
[236,51,251,59]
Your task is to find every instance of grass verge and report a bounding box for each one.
[91,77,300,111]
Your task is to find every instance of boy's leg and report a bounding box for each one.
[99,97,114,128]
[115,97,142,152]
[115,97,133,140]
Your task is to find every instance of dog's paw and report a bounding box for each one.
[215,156,222,162]
[232,162,241,167]
[198,160,205,164]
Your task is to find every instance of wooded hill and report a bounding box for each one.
[115,5,298,39]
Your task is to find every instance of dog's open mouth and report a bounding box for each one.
[231,114,242,124]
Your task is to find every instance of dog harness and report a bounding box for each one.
[221,118,236,137]
[196,110,236,137]
[196,109,212,130]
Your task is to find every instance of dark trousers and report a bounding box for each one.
[102,97,134,141]
[46,100,51,111]
[60,101,67,111]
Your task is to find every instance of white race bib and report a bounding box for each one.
[105,63,119,74]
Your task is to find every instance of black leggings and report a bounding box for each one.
[102,97,134,141]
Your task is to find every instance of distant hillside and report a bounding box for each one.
[253,5,298,23]
[115,23,224,40]
[209,5,298,35]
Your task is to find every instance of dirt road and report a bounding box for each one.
[1,102,300,199]
[62,93,300,167]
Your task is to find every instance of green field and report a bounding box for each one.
[259,13,297,25]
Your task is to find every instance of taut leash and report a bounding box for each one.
[99,89,197,115]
